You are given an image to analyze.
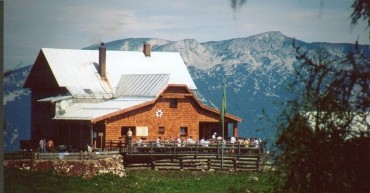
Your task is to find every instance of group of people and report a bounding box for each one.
[39,138,98,153]
[128,131,263,150]
[236,137,262,148]
[153,136,199,147]
[39,138,55,153]
[132,134,253,147]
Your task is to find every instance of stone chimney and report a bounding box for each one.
[143,42,151,57]
[99,42,106,79]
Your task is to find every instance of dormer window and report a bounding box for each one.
[170,99,178,108]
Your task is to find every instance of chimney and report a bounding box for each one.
[143,42,151,57]
[99,42,106,79]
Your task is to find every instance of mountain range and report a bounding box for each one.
[4,31,369,152]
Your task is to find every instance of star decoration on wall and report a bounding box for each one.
[155,109,164,118]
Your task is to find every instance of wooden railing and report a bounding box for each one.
[4,151,120,160]
[34,151,120,160]
[4,151,34,160]
[104,140,125,151]
[122,141,265,157]
[104,140,267,155]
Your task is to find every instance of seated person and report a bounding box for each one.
[187,136,196,144]
[200,137,206,144]
[87,144,92,152]
[46,139,54,152]
[136,137,143,146]
[237,139,244,145]
[201,138,210,147]
[244,139,251,147]
[230,136,236,144]
[156,136,162,147]
[176,137,182,147]
[212,132,217,140]
[168,137,174,143]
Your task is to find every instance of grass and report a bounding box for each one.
[5,168,272,193]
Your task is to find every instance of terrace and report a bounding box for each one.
[7,139,269,171]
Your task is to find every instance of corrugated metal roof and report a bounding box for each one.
[42,48,197,99]
[54,96,155,120]
[116,74,169,97]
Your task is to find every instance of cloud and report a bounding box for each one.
[4,0,369,71]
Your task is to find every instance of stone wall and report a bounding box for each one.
[4,155,125,178]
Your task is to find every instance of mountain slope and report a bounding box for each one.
[4,66,32,152]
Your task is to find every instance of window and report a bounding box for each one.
[136,126,149,137]
[180,127,188,136]
[121,126,136,136]
[170,99,178,108]
[159,127,165,134]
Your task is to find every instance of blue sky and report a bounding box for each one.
[4,0,369,71]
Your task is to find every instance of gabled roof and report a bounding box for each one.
[38,48,197,98]
[90,84,242,123]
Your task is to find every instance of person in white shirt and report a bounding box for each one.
[156,136,162,147]
[87,144,93,159]
[230,136,236,144]
[127,129,133,138]
[254,138,259,148]
[39,138,46,153]
[212,132,217,140]
[230,136,236,153]
[200,137,206,144]
[203,139,210,147]
[187,136,196,144]
[176,137,182,147]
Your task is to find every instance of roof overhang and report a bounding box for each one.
[38,95,73,103]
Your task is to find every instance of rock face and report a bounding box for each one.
[4,155,125,178]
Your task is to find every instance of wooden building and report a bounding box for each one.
[24,43,242,150]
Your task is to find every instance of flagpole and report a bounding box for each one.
[221,75,226,170]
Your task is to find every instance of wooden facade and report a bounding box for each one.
[91,85,240,149]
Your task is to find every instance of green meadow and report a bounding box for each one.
[5,168,271,193]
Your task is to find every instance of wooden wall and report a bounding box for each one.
[105,92,222,142]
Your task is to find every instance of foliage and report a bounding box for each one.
[270,37,370,193]
[230,0,247,11]
[351,0,370,40]
[351,0,370,27]
[5,168,271,193]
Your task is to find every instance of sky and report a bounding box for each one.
[4,0,369,71]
